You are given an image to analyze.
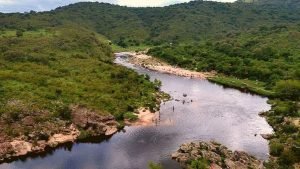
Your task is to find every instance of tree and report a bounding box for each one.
[16,30,23,37]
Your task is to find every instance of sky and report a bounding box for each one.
[0,0,236,13]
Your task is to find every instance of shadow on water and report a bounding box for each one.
[1,135,114,165]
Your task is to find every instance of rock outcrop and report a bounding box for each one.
[0,124,80,162]
[172,141,264,169]
[71,105,119,136]
[0,105,120,163]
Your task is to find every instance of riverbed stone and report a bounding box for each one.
[172,141,264,169]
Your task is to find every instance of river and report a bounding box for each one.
[0,54,273,169]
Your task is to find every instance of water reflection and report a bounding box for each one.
[0,56,273,169]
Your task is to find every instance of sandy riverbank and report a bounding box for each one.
[120,51,214,79]
[125,108,159,126]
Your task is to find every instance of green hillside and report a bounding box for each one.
[0,0,299,168]
[0,0,300,45]
[148,25,300,94]
[0,26,159,138]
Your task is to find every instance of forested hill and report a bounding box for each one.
[0,0,300,45]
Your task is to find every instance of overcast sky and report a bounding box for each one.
[0,0,236,13]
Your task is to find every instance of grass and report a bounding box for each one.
[112,44,153,53]
[0,27,160,138]
[208,75,276,97]
[0,29,57,38]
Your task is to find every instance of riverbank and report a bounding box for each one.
[0,105,120,163]
[118,52,276,168]
[208,76,276,98]
[119,51,214,79]
[0,91,168,164]
[142,49,299,168]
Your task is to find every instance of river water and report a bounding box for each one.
[0,55,273,169]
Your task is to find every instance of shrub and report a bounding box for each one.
[282,124,298,133]
[148,162,163,169]
[123,112,138,121]
[189,158,210,169]
[16,30,23,37]
[78,130,92,140]
[270,141,284,156]
[273,101,298,116]
[279,149,297,166]
[3,51,26,62]
[274,80,300,100]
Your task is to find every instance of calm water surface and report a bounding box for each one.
[0,55,273,169]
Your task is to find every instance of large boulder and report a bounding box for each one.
[71,105,119,136]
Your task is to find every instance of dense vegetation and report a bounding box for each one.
[1,0,300,46]
[0,0,299,168]
[0,27,159,138]
[148,25,300,97]
[148,25,300,169]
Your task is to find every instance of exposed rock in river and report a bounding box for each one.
[172,141,264,169]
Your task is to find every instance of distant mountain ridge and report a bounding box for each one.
[0,0,299,44]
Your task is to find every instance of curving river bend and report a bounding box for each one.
[0,54,273,169]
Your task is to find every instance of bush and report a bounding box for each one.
[78,130,92,140]
[273,101,298,116]
[16,30,23,37]
[189,158,210,169]
[148,162,163,169]
[270,141,284,156]
[279,149,297,166]
[274,80,300,100]
[123,112,138,121]
[282,124,298,133]
[3,51,26,62]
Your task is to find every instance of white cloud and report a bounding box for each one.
[0,0,16,5]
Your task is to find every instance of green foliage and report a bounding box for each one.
[148,25,300,98]
[148,162,163,169]
[0,1,300,45]
[189,158,210,169]
[273,101,298,117]
[16,30,23,37]
[208,76,274,97]
[275,80,300,100]
[123,112,138,121]
[270,140,284,156]
[78,130,93,140]
[279,149,298,166]
[0,27,158,137]
[0,1,299,168]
